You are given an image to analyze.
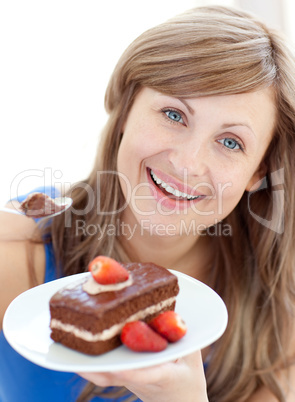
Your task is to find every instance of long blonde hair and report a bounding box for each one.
[49,6,295,401]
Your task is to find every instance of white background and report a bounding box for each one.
[0,0,294,206]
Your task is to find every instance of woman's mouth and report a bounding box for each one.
[149,169,205,202]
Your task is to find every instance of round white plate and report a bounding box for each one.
[3,270,228,372]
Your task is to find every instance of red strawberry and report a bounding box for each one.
[121,321,168,352]
[88,256,129,285]
[149,311,187,342]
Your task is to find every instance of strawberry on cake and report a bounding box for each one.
[120,311,187,353]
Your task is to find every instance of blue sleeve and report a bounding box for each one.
[0,328,141,402]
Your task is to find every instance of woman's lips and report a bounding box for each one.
[146,168,206,209]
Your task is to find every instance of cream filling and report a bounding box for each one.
[50,296,176,342]
[82,275,133,295]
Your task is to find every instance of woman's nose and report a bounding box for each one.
[167,135,209,178]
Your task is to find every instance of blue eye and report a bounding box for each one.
[219,138,242,151]
[164,109,184,124]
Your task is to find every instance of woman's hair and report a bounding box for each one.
[48,6,295,401]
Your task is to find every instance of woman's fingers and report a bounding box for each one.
[78,349,208,402]
[78,371,122,387]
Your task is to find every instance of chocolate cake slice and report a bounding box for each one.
[49,262,179,355]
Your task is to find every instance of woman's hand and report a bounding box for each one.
[78,349,208,402]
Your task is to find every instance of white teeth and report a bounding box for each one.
[150,170,200,200]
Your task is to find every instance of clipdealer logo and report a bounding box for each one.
[247,168,284,234]
[9,166,285,234]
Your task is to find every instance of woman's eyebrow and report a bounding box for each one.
[158,94,195,115]
[176,102,256,138]
[177,98,195,115]
[221,123,256,137]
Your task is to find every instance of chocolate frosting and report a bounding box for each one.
[50,262,178,314]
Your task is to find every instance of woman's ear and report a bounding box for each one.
[246,162,267,192]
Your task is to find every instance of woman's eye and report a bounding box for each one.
[163,109,184,124]
[219,137,243,151]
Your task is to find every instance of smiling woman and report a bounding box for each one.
[1,4,295,402]
[50,6,295,401]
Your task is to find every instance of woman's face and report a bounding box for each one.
[117,87,276,236]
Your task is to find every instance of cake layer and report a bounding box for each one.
[50,328,122,355]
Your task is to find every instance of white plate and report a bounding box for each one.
[3,271,228,372]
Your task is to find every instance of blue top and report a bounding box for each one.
[0,187,140,402]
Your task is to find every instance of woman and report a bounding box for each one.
[1,5,295,401]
